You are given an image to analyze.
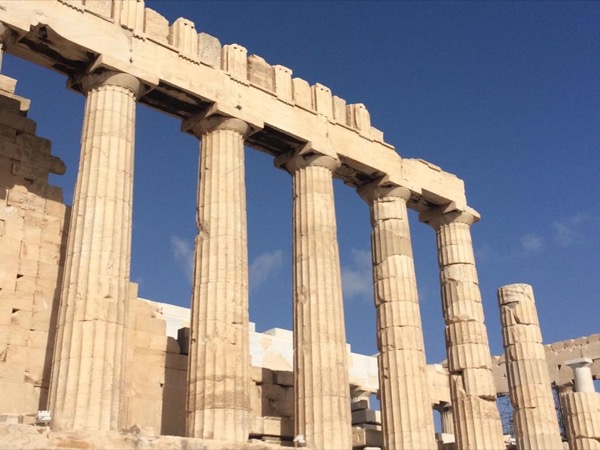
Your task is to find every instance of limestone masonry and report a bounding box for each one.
[0,1,598,449]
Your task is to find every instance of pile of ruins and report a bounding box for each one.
[0,1,598,449]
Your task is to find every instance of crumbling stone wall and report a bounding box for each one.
[0,74,67,423]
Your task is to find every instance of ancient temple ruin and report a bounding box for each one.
[0,1,598,449]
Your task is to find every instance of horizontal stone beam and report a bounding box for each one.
[0,0,468,210]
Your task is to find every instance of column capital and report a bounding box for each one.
[420,204,480,229]
[433,401,452,412]
[565,358,595,393]
[357,176,411,204]
[183,114,251,139]
[565,358,593,369]
[275,148,340,174]
[76,70,144,97]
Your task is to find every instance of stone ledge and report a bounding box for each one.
[0,424,285,450]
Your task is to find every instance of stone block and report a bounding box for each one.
[160,400,186,437]
[0,381,39,414]
[84,0,112,18]
[17,262,38,280]
[0,361,25,383]
[0,306,11,326]
[131,330,168,353]
[135,314,166,335]
[165,353,187,371]
[352,399,370,411]
[273,370,293,387]
[248,55,274,92]
[144,8,169,43]
[0,76,17,94]
[250,416,293,439]
[15,275,37,296]
[462,367,496,397]
[14,133,51,153]
[352,409,381,425]
[502,325,543,348]
[9,309,32,330]
[24,331,47,352]
[222,44,248,81]
[333,95,347,124]
[4,343,29,367]
[6,294,34,312]
[446,321,489,346]
[370,127,384,141]
[122,396,161,436]
[0,111,36,134]
[0,95,22,114]
[352,426,383,448]
[197,32,222,68]
[347,103,371,132]
[44,199,65,218]
[273,65,293,103]
[312,83,333,117]
[169,17,198,57]
[250,366,265,383]
[177,327,189,355]
[292,78,312,110]
[447,342,492,371]
[260,382,293,417]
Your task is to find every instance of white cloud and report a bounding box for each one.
[341,248,373,300]
[519,233,544,253]
[249,249,284,290]
[475,242,496,262]
[552,214,586,246]
[170,235,194,284]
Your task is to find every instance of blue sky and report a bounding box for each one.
[3,1,599,365]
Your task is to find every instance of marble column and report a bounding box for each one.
[423,210,504,450]
[562,359,600,450]
[184,116,251,442]
[49,71,142,431]
[358,182,436,450]
[434,402,455,435]
[498,283,562,449]
[277,150,352,449]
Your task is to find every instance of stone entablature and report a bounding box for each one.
[0,0,469,213]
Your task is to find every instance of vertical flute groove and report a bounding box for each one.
[187,118,250,442]
[49,73,140,432]
[287,156,351,449]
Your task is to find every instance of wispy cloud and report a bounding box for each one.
[171,235,194,283]
[250,249,284,290]
[475,242,497,262]
[520,233,544,254]
[341,248,373,300]
[552,214,586,246]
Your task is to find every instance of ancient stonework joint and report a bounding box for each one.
[420,203,479,229]
[357,176,412,204]
[183,114,251,139]
[73,70,144,98]
[275,147,340,174]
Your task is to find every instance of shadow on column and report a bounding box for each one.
[160,329,188,436]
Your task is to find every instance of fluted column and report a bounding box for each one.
[423,210,504,450]
[441,404,455,435]
[278,151,352,449]
[49,71,142,431]
[562,359,600,450]
[358,182,436,450]
[498,283,563,449]
[185,116,251,442]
